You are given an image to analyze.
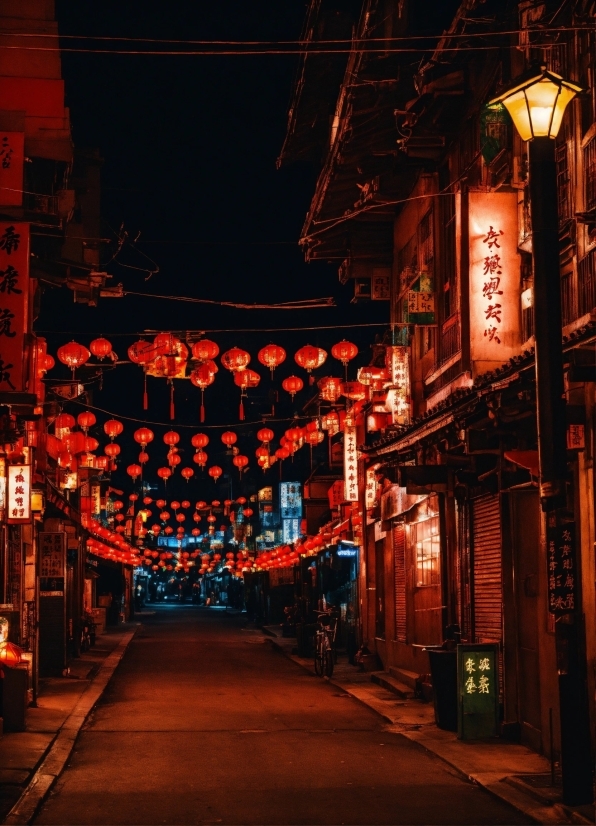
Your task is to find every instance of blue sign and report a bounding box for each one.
[280,482,302,519]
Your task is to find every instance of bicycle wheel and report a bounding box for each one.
[314,638,324,676]
[323,649,334,678]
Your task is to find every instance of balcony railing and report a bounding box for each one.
[578,248,596,318]
[23,192,59,216]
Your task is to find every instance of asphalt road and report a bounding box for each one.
[34,606,531,825]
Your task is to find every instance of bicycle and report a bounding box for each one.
[314,609,337,678]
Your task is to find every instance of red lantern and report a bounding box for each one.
[221,431,237,447]
[234,369,260,420]
[157,467,172,482]
[257,344,286,377]
[255,446,269,459]
[243,507,254,518]
[95,455,109,470]
[221,347,250,373]
[127,464,142,480]
[138,450,149,464]
[295,344,327,374]
[196,500,207,509]
[143,496,153,505]
[275,446,290,461]
[57,341,91,374]
[281,375,303,398]
[331,340,358,371]
[192,339,219,362]
[163,430,180,447]
[90,337,113,361]
[208,465,223,482]
[257,427,274,444]
[193,450,208,468]
[232,455,249,474]
[176,513,185,523]
[190,364,216,423]
[181,467,194,482]
[285,427,302,442]
[192,528,201,537]
[129,339,155,365]
[77,411,96,432]
[134,427,154,447]
[305,430,325,446]
[104,419,124,440]
[318,376,343,403]
[168,452,181,469]
[104,443,120,458]
[151,524,161,537]
[191,433,209,450]
[160,510,170,521]
[84,436,99,452]
[55,412,75,431]
[58,450,73,468]
[181,499,190,509]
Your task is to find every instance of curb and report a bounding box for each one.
[2,628,138,826]
[264,634,589,825]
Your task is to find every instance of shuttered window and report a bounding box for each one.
[471,494,502,644]
[393,522,406,642]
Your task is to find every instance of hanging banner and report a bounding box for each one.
[0,222,29,393]
[7,463,30,522]
[469,191,520,373]
[385,345,411,426]
[344,425,358,502]
[39,531,65,596]
[0,132,24,206]
[547,521,577,613]
[280,482,302,519]
[365,466,377,511]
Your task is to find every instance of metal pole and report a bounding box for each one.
[529,136,593,806]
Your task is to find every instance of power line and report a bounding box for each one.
[122,290,335,309]
[36,322,389,336]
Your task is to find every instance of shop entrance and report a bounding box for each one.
[406,496,442,646]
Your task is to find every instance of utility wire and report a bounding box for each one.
[36,322,389,336]
[122,290,335,309]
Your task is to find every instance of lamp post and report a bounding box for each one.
[491,68,593,806]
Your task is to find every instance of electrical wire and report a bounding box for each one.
[122,290,335,309]
[36,321,389,336]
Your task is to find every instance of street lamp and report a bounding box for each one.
[490,68,593,807]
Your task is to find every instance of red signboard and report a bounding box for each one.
[0,132,24,206]
[0,222,30,392]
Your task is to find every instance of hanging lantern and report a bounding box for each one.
[57,341,91,375]
[90,337,113,361]
[127,464,142,480]
[295,344,327,376]
[134,427,154,447]
[181,499,190,509]
[234,369,260,420]
[58,451,73,468]
[341,381,368,401]
[193,512,201,523]
[190,364,216,423]
[257,427,274,444]
[104,443,121,459]
[232,455,249,475]
[192,528,201,537]
[255,446,269,459]
[275,446,290,461]
[95,456,109,471]
[193,450,208,468]
[318,376,343,403]
[192,339,219,362]
[77,411,96,432]
[84,436,99,452]
[151,524,161,537]
[221,347,250,373]
[160,510,170,521]
[243,507,254,518]
[285,427,303,442]
[191,433,209,450]
[157,467,172,482]
[128,340,156,409]
[305,430,325,446]
[258,344,286,377]
[221,431,237,447]
[168,452,181,469]
[181,467,194,482]
[138,450,149,464]
[55,412,75,431]
[208,465,223,482]
[176,513,185,524]
[196,500,207,509]
[163,430,180,447]
[104,419,124,440]
[281,375,303,399]
[331,340,358,378]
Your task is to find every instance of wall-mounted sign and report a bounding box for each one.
[547,520,576,613]
[258,486,273,503]
[7,464,30,522]
[0,222,30,393]
[385,345,411,426]
[457,643,499,740]
[469,191,520,374]
[39,531,65,596]
[343,425,358,502]
[0,132,24,206]
[365,466,377,511]
[280,482,302,519]
[371,272,390,300]
[282,518,300,544]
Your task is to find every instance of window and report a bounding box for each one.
[585,135,596,213]
[412,512,440,587]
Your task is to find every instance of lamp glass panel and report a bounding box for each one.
[502,89,533,141]
[523,78,560,136]
[548,84,577,138]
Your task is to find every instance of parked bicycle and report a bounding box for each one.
[314,609,338,678]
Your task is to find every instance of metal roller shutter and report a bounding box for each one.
[471,494,502,644]
[393,522,406,643]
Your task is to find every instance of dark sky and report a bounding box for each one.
[39,1,388,497]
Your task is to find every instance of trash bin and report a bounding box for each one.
[0,664,28,731]
[427,648,458,732]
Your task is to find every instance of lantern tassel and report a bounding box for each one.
[309,374,315,386]
[143,373,148,410]
[200,390,205,423]
[239,396,245,421]
[170,383,175,420]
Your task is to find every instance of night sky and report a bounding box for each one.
[38,1,388,497]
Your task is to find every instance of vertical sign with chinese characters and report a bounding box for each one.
[344,425,358,502]
[0,222,29,392]
[280,482,302,519]
[0,132,24,206]
[385,345,411,426]
[7,464,30,522]
[39,531,65,596]
[365,467,377,512]
[547,521,577,613]
[468,192,520,373]
[457,643,499,740]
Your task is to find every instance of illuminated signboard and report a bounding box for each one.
[344,425,358,502]
[385,346,411,426]
[258,486,273,502]
[7,464,30,522]
[282,518,300,544]
[0,222,30,393]
[469,191,521,374]
[280,482,301,519]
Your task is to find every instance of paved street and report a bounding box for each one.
[34,607,531,825]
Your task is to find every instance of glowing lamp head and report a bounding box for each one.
[489,67,583,141]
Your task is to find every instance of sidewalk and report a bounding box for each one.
[0,624,138,825]
[262,625,595,826]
